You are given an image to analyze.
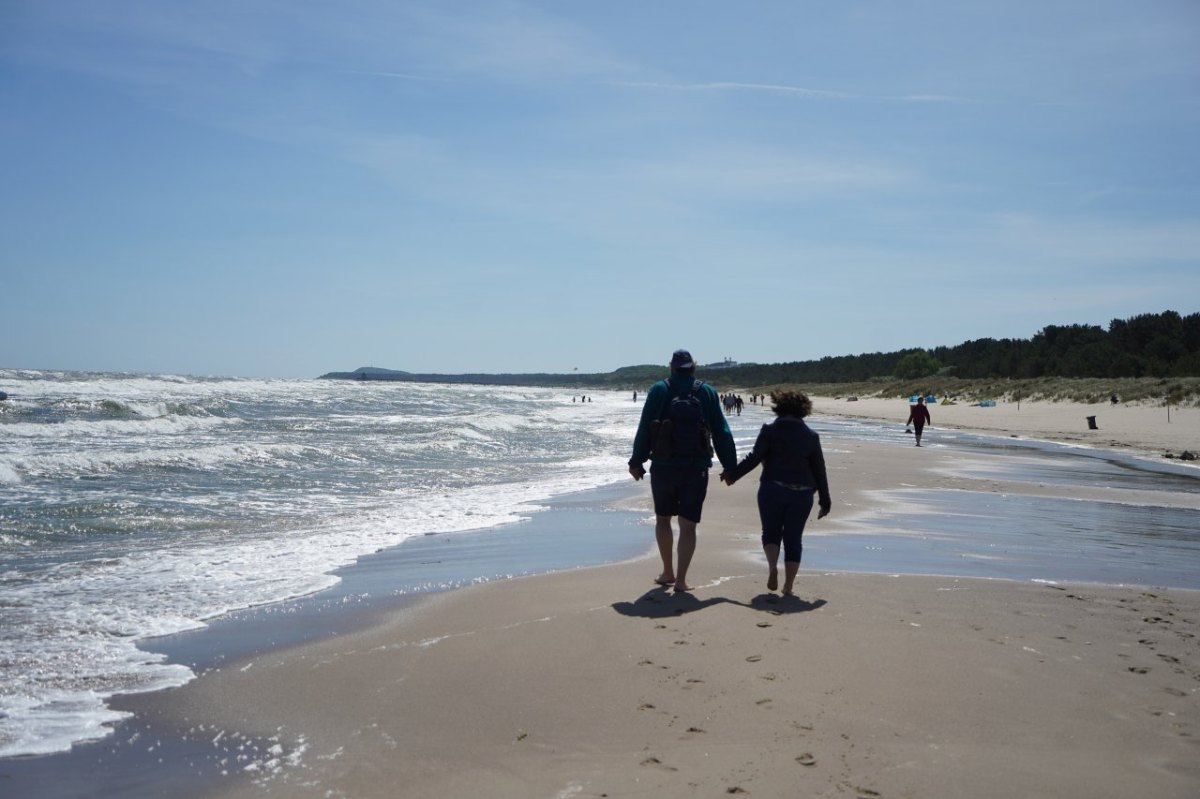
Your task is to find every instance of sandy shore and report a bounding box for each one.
[809,395,1199,460]
[118,410,1200,799]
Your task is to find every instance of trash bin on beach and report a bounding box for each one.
[1086,415,1098,430]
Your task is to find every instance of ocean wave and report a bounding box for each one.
[0,460,20,485]
[0,376,649,758]
[0,449,634,758]
[0,440,316,481]
[1,412,232,440]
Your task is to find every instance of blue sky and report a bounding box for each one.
[2,1,1198,378]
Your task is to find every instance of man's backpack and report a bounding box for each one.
[650,379,714,459]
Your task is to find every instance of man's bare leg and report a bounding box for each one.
[674,516,698,592]
[654,515,675,585]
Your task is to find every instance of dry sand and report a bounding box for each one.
[126,403,1200,799]
[810,395,1199,460]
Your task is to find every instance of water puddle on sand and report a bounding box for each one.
[813,489,1200,589]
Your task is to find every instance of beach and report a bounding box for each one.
[98,401,1200,799]
[810,395,1198,460]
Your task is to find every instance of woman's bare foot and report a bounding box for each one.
[654,573,675,587]
[782,582,795,596]
[767,571,779,592]
[673,581,692,593]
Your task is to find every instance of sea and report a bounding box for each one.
[2,368,1199,772]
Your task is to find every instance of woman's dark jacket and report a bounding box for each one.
[727,417,831,510]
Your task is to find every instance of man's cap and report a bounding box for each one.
[670,349,695,369]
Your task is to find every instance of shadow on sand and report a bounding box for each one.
[612,586,826,619]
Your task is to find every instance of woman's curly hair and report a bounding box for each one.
[770,390,813,418]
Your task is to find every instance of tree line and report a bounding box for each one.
[322,311,1199,388]
[705,311,1199,386]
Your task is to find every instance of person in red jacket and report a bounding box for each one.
[906,396,932,447]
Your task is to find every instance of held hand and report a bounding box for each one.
[629,464,646,481]
[719,471,733,485]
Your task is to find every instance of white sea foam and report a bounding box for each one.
[0,373,654,758]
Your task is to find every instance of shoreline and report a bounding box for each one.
[0,480,657,798]
[5,399,1199,797]
[131,431,1200,798]
[80,421,1200,796]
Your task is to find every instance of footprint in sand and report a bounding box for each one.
[757,621,772,628]
[796,753,817,766]
[746,654,763,663]
[1128,666,1150,674]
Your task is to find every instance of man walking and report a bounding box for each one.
[629,350,737,592]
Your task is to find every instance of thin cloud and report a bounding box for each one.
[609,80,853,99]
[335,69,440,82]
[896,94,979,103]
[613,81,982,104]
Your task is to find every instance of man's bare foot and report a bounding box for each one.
[767,571,779,592]
[782,584,795,596]
[673,582,692,593]
[654,573,675,586]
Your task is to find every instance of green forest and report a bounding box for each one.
[323,310,1200,402]
[716,310,1200,385]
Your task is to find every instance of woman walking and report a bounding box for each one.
[722,391,831,596]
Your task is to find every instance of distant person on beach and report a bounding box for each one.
[629,349,737,592]
[721,391,831,596]
[906,396,931,447]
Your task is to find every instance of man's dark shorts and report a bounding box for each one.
[650,463,710,523]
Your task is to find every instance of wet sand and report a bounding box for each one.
[117,419,1200,798]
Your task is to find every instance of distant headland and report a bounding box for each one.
[318,365,668,389]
